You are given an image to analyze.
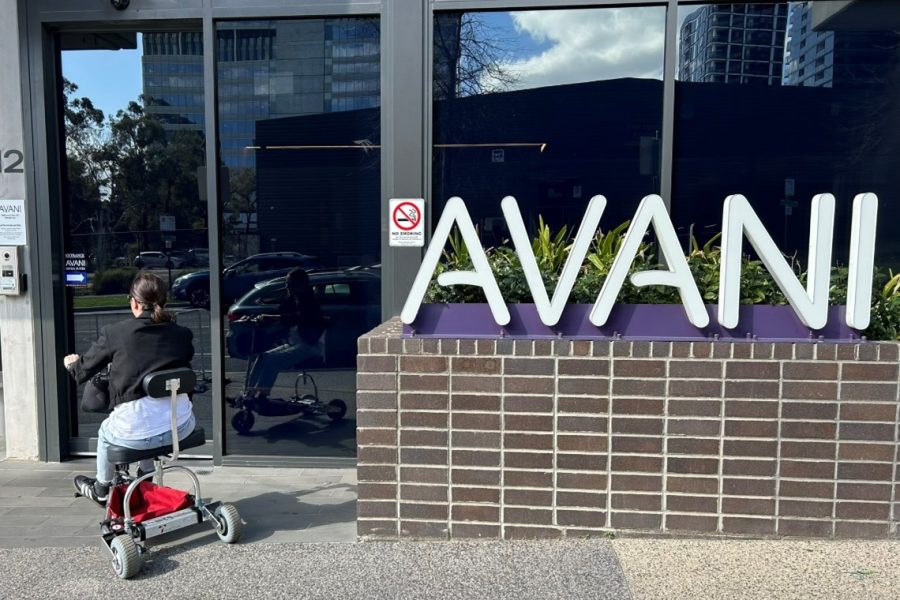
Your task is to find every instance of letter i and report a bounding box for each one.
[846,193,878,330]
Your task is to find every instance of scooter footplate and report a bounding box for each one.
[138,508,202,540]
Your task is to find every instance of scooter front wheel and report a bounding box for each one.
[110,534,141,579]
[231,409,255,434]
[327,399,347,421]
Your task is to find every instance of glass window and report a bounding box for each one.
[675,2,900,269]
[432,7,667,245]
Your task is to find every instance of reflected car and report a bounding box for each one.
[134,251,185,269]
[186,248,210,267]
[225,269,380,369]
[171,251,324,310]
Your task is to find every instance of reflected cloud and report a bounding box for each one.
[490,8,666,90]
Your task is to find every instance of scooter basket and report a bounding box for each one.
[108,480,193,524]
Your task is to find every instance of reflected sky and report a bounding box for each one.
[61,34,144,119]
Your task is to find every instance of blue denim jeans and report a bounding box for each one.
[95,413,196,484]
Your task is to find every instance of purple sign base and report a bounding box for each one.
[404,304,862,342]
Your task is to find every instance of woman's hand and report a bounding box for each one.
[63,354,80,369]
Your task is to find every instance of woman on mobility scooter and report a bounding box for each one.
[64,271,195,506]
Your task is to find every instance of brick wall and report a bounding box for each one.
[356,318,900,540]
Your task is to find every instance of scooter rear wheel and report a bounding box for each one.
[110,534,141,579]
[215,504,243,544]
[231,409,255,434]
[327,399,347,421]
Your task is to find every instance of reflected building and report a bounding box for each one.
[679,3,788,84]
[783,1,900,88]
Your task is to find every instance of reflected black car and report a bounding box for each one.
[225,268,380,369]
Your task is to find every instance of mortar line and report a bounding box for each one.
[552,351,559,528]
[773,346,784,536]
[716,344,725,534]
[605,343,614,531]
[890,347,899,534]
[661,344,670,532]
[447,347,453,538]
[500,348,506,540]
[832,352,842,537]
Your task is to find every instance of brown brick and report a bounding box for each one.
[452,523,500,538]
[782,402,838,420]
[505,489,553,506]
[557,453,606,470]
[772,343,793,359]
[613,359,665,378]
[360,373,398,391]
[612,379,666,397]
[723,478,775,496]
[503,414,551,432]
[780,460,834,479]
[505,507,553,525]
[670,400,722,417]
[451,468,498,486]
[558,416,607,433]
[504,395,553,413]
[782,362,839,380]
[837,462,892,481]
[733,344,752,359]
[610,512,662,530]
[669,361,722,379]
[402,393,447,411]
[611,455,662,473]
[400,520,448,538]
[504,451,553,470]
[666,514,718,532]
[781,421,836,439]
[836,482,891,502]
[476,339,495,354]
[612,437,663,454]
[722,517,775,535]
[878,343,899,362]
[779,500,831,518]
[795,344,815,359]
[452,450,500,467]
[558,472,607,490]
[724,380,779,399]
[668,438,720,455]
[780,480,834,499]
[557,377,609,396]
[368,337,387,353]
[669,380,722,398]
[400,412,448,429]
[422,339,440,354]
[400,374,448,392]
[726,361,779,380]
[514,340,533,356]
[834,522,889,538]
[840,382,897,402]
[835,502,890,520]
[725,420,779,438]
[359,355,397,373]
[400,356,447,374]
[358,391,398,410]
[452,487,500,504]
[505,376,555,395]
[558,396,609,414]
[668,457,718,475]
[398,430,445,447]
[666,476,718,494]
[451,394,499,412]
[505,433,552,450]
[783,381,838,400]
[723,459,777,477]
[557,510,606,528]
[839,403,898,422]
[612,417,663,435]
[780,441,835,460]
[452,375,501,393]
[358,446,398,464]
[388,338,403,354]
[534,340,552,356]
[400,484,447,502]
[400,448,447,465]
[612,398,664,415]
[632,342,652,358]
[359,465,397,482]
[668,419,720,436]
[839,423,895,441]
[778,519,832,537]
[666,494,717,513]
[671,342,691,358]
[504,526,562,539]
[838,443,894,462]
[610,474,660,492]
[451,357,500,374]
[401,466,447,484]
[841,363,899,381]
[358,519,398,538]
[358,410,398,428]
[358,501,398,519]
[458,340,476,355]
[611,493,660,511]
[723,439,776,457]
[504,470,552,488]
[451,505,500,522]
[722,497,775,516]
[558,359,609,376]
[753,343,774,359]
[452,413,500,430]
[358,483,397,501]
[504,358,554,376]
[558,434,607,453]
[400,502,447,521]
[451,431,500,449]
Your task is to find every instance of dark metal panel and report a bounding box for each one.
[212,0,380,19]
[34,0,203,22]
[432,0,667,10]
[380,0,427,320]
[660,0,677,209]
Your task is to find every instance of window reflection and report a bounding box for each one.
[432,7,666,244]
[674,2,900,268]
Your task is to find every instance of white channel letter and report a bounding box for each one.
[846,193,878,330]
[590,194,709,328]
[400,196,510,326]
[718,193,835,330]
[502,194,607,326]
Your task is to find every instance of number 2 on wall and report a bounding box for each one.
[1,150,24,173]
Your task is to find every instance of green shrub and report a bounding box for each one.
[424,220,900,341]
[92,268,138,295]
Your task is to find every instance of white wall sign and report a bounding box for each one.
[401,193,879,332]
[389,198,425,247]
[0,199,26,245]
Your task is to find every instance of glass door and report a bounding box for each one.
[59,26,214,454]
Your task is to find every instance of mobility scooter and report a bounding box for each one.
[79,367,242,579]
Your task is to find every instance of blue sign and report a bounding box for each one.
[66,272,87,287]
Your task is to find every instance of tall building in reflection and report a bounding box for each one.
[142,20,380,168]
[783,1,900,88]
[679,3,788,84]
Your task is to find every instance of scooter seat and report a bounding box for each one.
[106,428,206,464]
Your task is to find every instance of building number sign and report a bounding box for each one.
[0,149,24,174]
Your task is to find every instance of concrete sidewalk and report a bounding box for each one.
[0,456,898,599]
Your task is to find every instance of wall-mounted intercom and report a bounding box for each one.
[0,246,25,295]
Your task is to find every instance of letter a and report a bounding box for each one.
[401,197,510,325]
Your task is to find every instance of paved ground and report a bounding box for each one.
[0,455,899,599]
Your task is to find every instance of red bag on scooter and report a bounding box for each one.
[107,480,193,523]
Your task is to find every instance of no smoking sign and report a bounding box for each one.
[389,198,425,247]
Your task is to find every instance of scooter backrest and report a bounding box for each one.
[142,368,196,398]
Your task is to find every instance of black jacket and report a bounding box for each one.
[69,312,194,408]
